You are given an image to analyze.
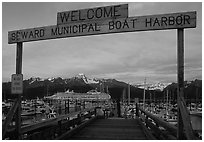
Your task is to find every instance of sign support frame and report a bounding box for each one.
[177,28,195,139]
[177,28,185,139]
[14,42,23,139]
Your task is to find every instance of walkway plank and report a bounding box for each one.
[69,118,147,140]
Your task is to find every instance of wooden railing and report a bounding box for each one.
[3,107,96,140]
[2,99,19,139]
[178,96,196,139]
[135,104,199,140]
[136,106,177,139]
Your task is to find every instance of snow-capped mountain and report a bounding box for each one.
[27,75,171,89]
[3,73,201,101]
[29,77,44,84]
[134,82,171,91]
[76,73,99,84]
[47,77,55,82]
[27,74,99,86]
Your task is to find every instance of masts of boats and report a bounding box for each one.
[166,90,169,117]
[128,83,130,106]
[143,77,146,109]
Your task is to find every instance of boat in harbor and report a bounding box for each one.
[44,89,111,101]
[20,98,57,126]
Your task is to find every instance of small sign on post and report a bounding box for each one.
[11,74,23,94]
[135,98,139,103]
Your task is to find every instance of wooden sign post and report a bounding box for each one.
[15,42,23,139]
[177,29,195,139]
[177,28,185,139]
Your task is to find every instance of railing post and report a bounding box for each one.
[145,115,148,126]
[58,120,62,136]
[2,99,19,139]
[136,103,139,117]
[58,100,61,115]
[77,113,82,125]
[94,107,97,116]
[80,100,82,111]
[83,100,86,109]
[68,99,69,113]
[65,100,67,114]
[75,100,77,112]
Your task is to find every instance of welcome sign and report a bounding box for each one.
[57,4,128,24]
[8,4,196,44]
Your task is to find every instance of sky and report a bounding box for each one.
[2,2,202,84]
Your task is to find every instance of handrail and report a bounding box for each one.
[21,107,95,134]
[178,96,196,139]
[136,105,178,139]
[56,116,97,140]
[3,107,96,140]
[138,106,177,137]
[136,117,156,140]
[2,99,19,139]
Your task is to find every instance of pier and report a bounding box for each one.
[2,100,202,140]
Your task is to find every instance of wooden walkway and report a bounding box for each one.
[68,118,148,140]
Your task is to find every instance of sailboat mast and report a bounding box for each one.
[128,83,130,105]
[122,88,125,105]
[106,86,109,94]
[100,82,101,92]
[47,85,49,96]
[143,78,146,109]
[166,89,169,116]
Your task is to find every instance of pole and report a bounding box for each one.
[83,100,86,109]
[150,92,152,112]
[68,99,69,113]
[177,28,185,139]
[15,42,23,139]
[64,100,66,114]
[75,99,77,112]
[128,83,130,105]
[196,87,198,109]
[143,78,146,109]
[166,90,168,116]
[122,88,125,105]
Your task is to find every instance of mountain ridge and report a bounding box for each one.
[2,74,202,101]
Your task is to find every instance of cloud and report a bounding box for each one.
[129,3,144,11]
[2,2,202,84]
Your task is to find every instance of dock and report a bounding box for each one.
[2,101,202,140]
[68,118,147,140]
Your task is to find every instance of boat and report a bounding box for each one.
[2,101,12,108]
[44,89,111,101]
[47,109,56,119]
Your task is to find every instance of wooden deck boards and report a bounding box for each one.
[69,118,147,140]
